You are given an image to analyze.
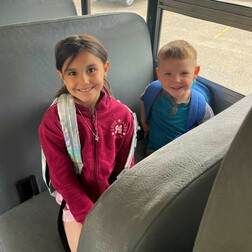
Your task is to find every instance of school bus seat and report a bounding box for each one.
[77,93,252,252]
[0,192,61,251]
[0,12,153,251]
[193,102,252,252]
[0,0,77,26]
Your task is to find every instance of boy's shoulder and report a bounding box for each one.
[142,80,164,120]
[147,80,162,91]
[187,88,207,130]
[143,80,163,101]
[190,88,207,107]
[192,80,213,107]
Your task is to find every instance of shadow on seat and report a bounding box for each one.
[77,94,252,252]
[193,102,252,252]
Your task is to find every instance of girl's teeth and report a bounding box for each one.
[79,87,91,92]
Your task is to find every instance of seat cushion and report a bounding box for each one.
[0,192,62,252]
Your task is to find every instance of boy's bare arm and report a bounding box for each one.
[140,101,148,138]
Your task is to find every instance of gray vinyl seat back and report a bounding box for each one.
[193,103,252,252]
[78,94,252,252]
[0,12,154,215]
[0,0,77,26]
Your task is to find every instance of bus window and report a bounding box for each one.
[73,0,148,20]
[159,12,252,95]
[150,0,252,96]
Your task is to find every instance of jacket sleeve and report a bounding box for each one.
[38,106,94,224]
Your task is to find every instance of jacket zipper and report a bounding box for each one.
[92,112,99,199]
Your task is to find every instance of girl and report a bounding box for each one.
[39,34,135,252]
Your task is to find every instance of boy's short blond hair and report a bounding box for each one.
[158,40,197,66]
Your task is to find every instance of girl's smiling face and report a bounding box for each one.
[156,58,200,103]
[57,50,109,113]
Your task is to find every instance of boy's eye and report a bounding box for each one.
[181,72,189,75]
[165,72,172,76]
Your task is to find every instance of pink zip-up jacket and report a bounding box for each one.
[38,91,135,223]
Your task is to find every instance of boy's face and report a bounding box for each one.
[156,57,200,102]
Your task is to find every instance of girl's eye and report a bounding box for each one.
[68,71,76,76]
[87,68,96,73]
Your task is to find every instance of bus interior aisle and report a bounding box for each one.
[0,0,251,252]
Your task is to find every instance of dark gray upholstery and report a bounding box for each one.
[0,13,153,251]
[0,0,77,26]
[193,103,252,252]
[77,94,252,252]
[0,192,62,252]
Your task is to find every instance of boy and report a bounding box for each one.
[140,40,214,155]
